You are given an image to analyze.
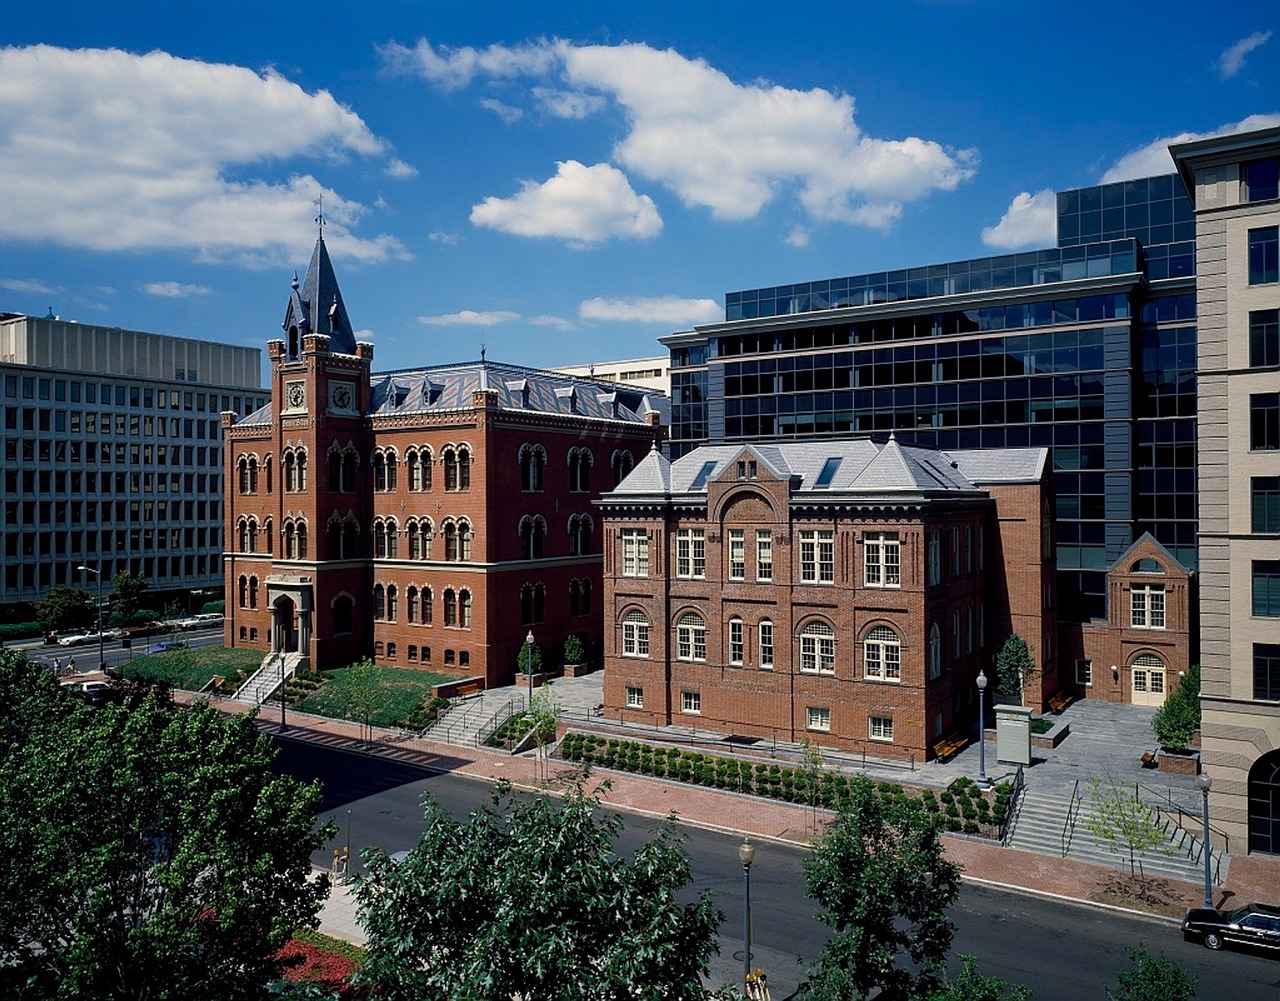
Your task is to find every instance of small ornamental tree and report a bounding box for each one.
[1152,664,1201,751]
[994,633,1036,704]
[342,658,396,744]
[563,631,586,665]
[517,639,543,676]
[799,776,961,1001]
[1084,776,1170,899]
[1105,945,1197,1001]
[355,782,729,1001]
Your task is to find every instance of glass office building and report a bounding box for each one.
[664,176,1198,622]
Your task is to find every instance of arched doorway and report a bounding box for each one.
[1249,751,1280,855]
[1129,652,1167,707]
[273,595,298,654]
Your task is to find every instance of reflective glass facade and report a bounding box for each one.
[666,174,1199,622]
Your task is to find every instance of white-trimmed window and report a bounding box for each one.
[625,686,644,709]
[928,623,943,680]
[728,617,744,665]
[927,530,942,586]
[1076,659,1092,687]
[800,621,836,674]
[807,707,831,732]
[676,529,706,579]
[621,528,649,577]
[1131,585,1166,629]
[759,619,774,669]
[864,532,901,588]
[864,625,901,682]
[681,690,702,714]
[728,530,746,580]
[676,614,707,661]
[621,609,650,658]
[869,715,894,742]
[756,531,773,581]
[800,530,835,584]
[953,609,962,659]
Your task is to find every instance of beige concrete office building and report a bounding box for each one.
[1173,127,1280,854]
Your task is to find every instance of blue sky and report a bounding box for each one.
[2,1,1277,380]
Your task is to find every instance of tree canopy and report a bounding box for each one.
[0,650,331,1000]
[109,569,149,625]
[799,776,961,1001]
[354,781,728,1001]
[994,634,1036,704]
[34,585,94,636]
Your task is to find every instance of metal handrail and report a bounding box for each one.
[475,699,518,749]
[1060,778,1081,858]
[434,697,485,744]
[1135,783,1228,883]
[1000,764,1026,843]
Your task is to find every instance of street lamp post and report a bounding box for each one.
[1197,771,1214,908]
[738,838,755,996]
[976,669,989,788]
[76,565,104,673]
[525,629,535,712]
[279,652,288,731]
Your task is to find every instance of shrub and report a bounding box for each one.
[563,632,586,665]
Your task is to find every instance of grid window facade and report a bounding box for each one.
[799,530,835,584]
[621,528,649,577]
[799,621,836,674]
[676,529,706,579]
[864,625,902,682]
[864,533,901,588]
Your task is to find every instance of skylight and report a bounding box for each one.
[690,460,719,490]
[815,457,841,488]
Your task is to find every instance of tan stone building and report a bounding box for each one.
[1173,126,1280,854]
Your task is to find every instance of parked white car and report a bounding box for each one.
[57,633,91,647]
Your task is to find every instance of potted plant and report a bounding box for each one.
[1152,666,1201,774]
[562,632,587,677]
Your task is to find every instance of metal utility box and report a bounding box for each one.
[995,705,1032,765]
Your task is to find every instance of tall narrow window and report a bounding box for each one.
[676,529,705,579]
[621,528,649,577]
[864,532,900,587]
[728,617,744,665]
[676,613,707,662]
[799,530,834,584]
[1254,477,1280,533]
[1131,584,1167,629]
[1253,561,1280,618]
[927,530,942,586]
[1249,226,1279,285]
[622,609,650,657]
[864,625,901,682]
[756,530,773,581]
[1251,309,1280,368]
[758,619,774,669]
[728,529,745,580]
[799,621,836,674]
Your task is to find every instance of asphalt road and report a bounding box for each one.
[20,625,225,673]
[274,738,1280,1000]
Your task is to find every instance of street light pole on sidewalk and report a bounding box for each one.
[975,669,989,788]
[738,838,755,996]
[1197,771,1213,908]
[76,564,104,673]
[525,629,535,712]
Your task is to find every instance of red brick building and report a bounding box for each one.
[222,236,666,686]
[597,438,1061,762]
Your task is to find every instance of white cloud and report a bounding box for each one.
[470,160,662,244]
[389,38,976,230]
[784,226,811,248]
[1218,31,1272,79]
[531,314,574,330]
[982,189,1057,249]
[579,295,720,325]
[417,309,519,326]
[354,327,377,342]
[480,98,523,124]
[0,277,58,295]
[428,230,460,246]
[1102,113,1280,182]
[384,157,418,179]
[138,281,212,298]
[0,45,408,265]
[379,38,557,91]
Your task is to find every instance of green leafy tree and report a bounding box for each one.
[1105,945,1197,1001]
[799,776,961,1001]
[529,685,563,785]
[0,649,331,1000]
[1084,776,1170,898]
[355,782,728,1001]
[517,639,543,675]
[994,633,1036,704]
[563,631,586,665]
[1151,665,1201,751]
[341,657,395,743]
[801,736,827,834]
[34,585,94,636]
[109,569,149,626]
[926,956,1033,1001]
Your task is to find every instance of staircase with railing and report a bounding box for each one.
[233,651,299,705]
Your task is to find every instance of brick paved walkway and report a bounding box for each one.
[174,691,1280,944]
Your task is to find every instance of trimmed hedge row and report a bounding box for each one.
[0,622,44,641]
[559,732,1012,836]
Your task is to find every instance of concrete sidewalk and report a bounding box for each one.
[173,687,1280,948]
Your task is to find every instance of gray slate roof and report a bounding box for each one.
[608,436,1047,502]
[282,236,356,355]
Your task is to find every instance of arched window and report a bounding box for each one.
[423,586,433,624]
[569,448,592,492]
[569,514,593,556]
[800,621,836,674]
[343,521,359,559]
[238,456,251,495]
[386,584,398,622]
[238,575,248,608]
[373,583,386,620]
[332,595,353,634]
[459,589,472,628]
[237,518,249,552]
[264,455,273,494]
[445,445,471,491]
[459,520,472,561]
[612,449,634,487]
[407,586,419,624]
[409,520,433,560]
[520,444,546,491]
[327,448,357,492]
[327,520,342,559]
[676,613,707,662]
[248,576,258,609]
[928,623,943,680]
[520,583,545,626]
[284,448,308,492]
[262,518,273,555]
[579,578,591,615]
[373,450,398,492]
[246,518,259,554]
[520,516,545,560]
[285,520,308,560]
[374,519,398,559]
[621,609,650,658]
[444,588,457,627]
[864,625,901,682]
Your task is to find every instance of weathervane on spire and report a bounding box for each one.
[314,195,326,237]
[480,343,487,363]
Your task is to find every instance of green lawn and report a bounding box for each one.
[121,646,265,692]
[298,666,453,728]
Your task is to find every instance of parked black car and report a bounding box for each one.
[1183,903,1280,951]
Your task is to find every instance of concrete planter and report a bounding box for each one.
[562,662,592,678]
[1158,749,1200,774]
[1032,721,1070,749]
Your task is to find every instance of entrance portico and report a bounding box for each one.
[266,575,313,672]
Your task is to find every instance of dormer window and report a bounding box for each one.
[737,459,758,480]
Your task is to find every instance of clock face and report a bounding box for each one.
[285,382,305,410]
[331,382,354,411]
